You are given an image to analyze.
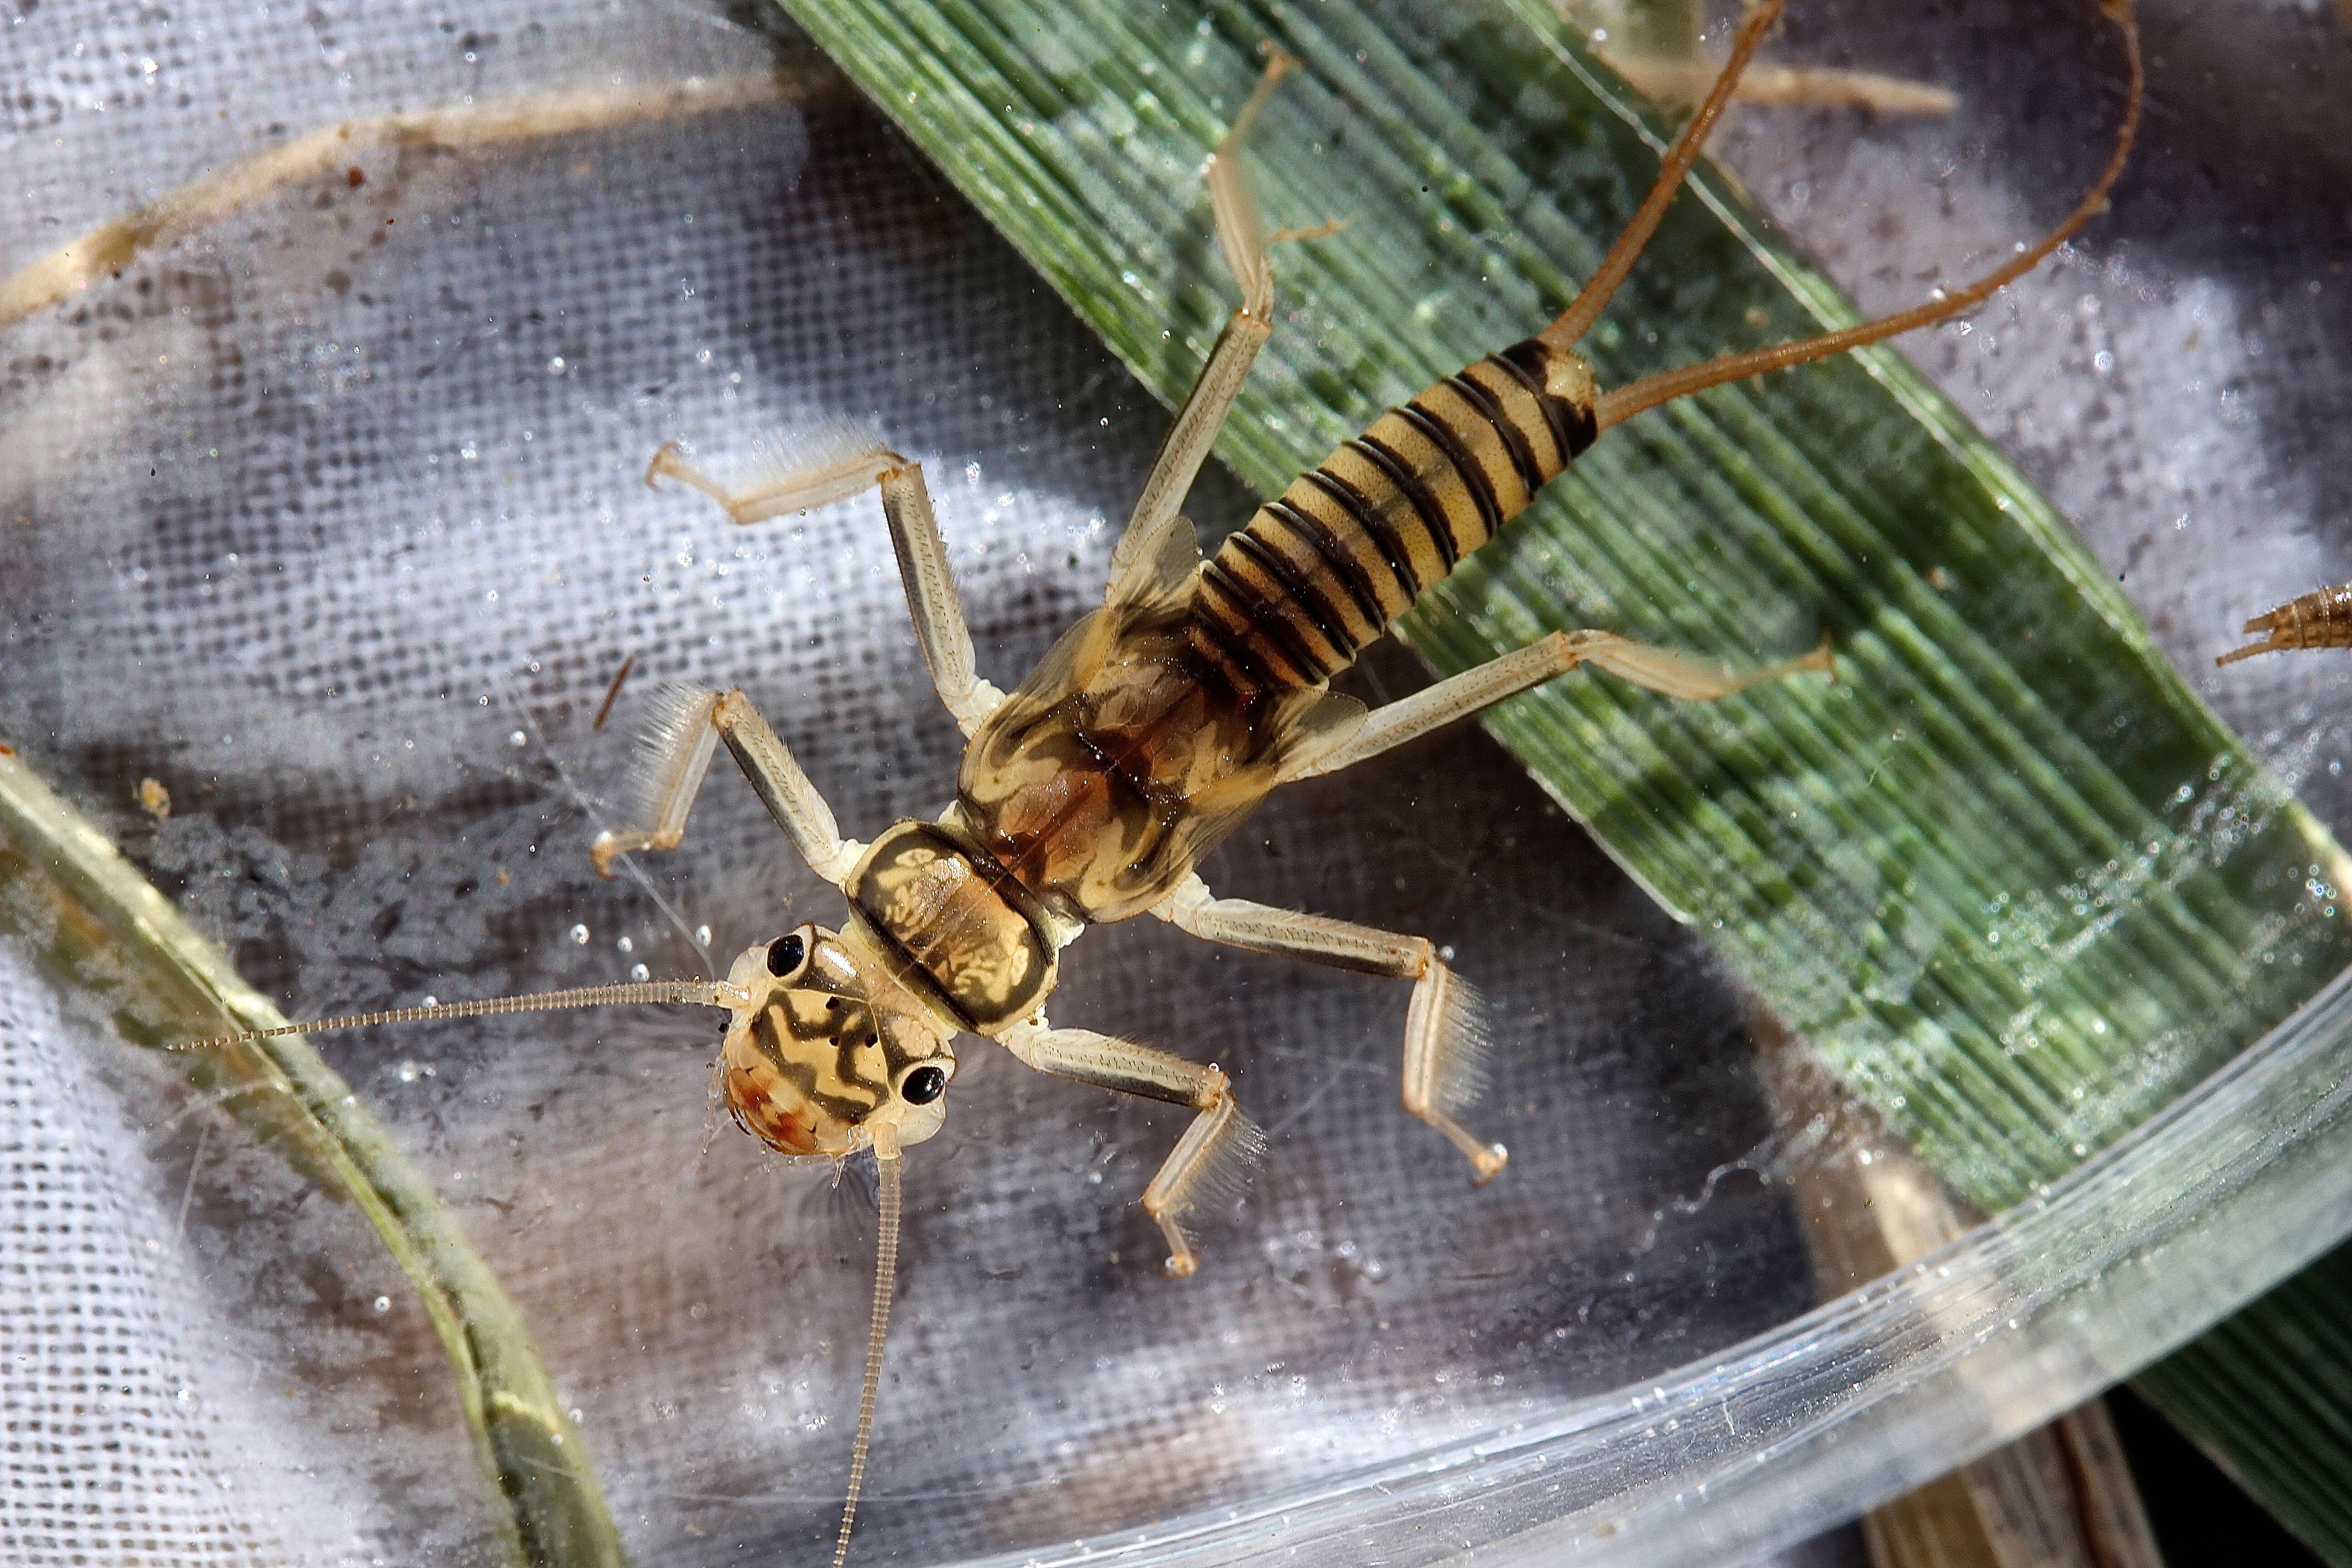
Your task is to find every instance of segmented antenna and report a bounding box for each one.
[834,1141,903,1568]
[171,979,742,1050]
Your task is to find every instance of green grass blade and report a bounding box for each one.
[2132,1249,2352,1561]
[775,0,2352,1552]
[0,747,625,1568]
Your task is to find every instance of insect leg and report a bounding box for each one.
[1282,627,1833,782]
[875,461,1005,733]
[647,438,1003,732]
[998,1019,1262,1277]
[1107,50,1296,608]
[1156,881,1506,1183]
[592,686,863,886]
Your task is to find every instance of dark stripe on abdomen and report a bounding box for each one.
[1187,337,1597,692]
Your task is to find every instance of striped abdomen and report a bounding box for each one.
[1189,338,1597,693]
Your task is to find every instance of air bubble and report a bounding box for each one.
[570,924,591,945]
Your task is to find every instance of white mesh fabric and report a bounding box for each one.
[0,947,382,1566]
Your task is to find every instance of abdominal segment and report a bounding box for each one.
[1188,339,1594,694]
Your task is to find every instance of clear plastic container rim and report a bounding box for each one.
[964,961,2352,1568]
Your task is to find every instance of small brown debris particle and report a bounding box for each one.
[1926,566,1955,591]
[137,777,172,819]
[0,741,15,757]
[495,866,511,887]
[593,652,637,731]
[346,167,365,188]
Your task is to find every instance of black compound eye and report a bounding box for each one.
[766,933,807,977]
[901,1065,947,1106]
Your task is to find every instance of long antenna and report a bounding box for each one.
[834,1131,903,1568]
[172,978,743,1050]
[1541,0,1792,352]
[1592,0,2142,431]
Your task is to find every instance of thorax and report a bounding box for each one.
[953,602,1324,924]
[844,818,1069,1036]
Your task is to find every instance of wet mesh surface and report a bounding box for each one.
[0,0,2347,1565]
[0,961,359,1567]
